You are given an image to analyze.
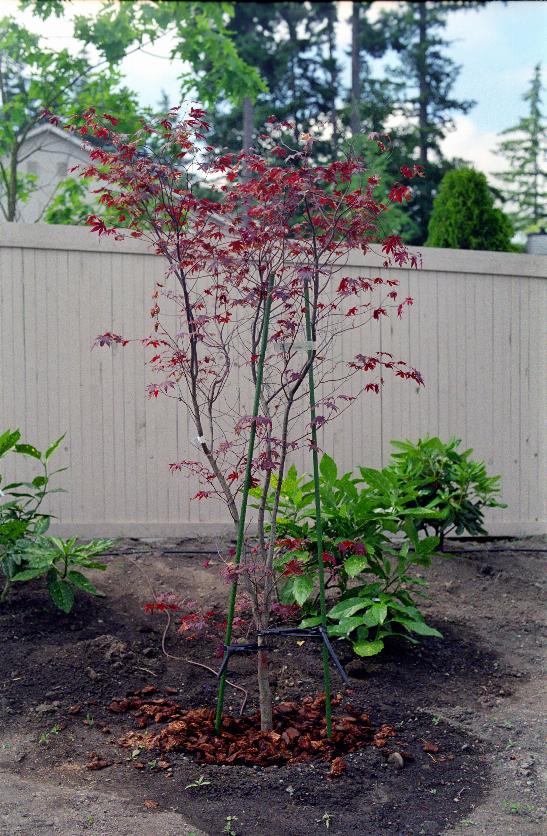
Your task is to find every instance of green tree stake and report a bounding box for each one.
[303,274,333,739]
[214,273,275,733]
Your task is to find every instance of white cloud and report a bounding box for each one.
[444,2,501,52]
[440,115,507,178]
[336,1,402,44]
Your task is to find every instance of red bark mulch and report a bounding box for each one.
[110,687,402,768]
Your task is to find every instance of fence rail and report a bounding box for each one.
[1,224,545,537]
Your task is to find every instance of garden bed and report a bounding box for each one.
[0,537,544,835]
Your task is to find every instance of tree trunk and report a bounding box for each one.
[350,2,361,137]
[285,15,300,142]
[7,146,18,222]
[242,96,254,154]
[417,1,429,238]
[257,632,273,731]
[417,2,428,168]
[326,5,339,156]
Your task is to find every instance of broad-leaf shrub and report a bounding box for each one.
[0,429,112,610]
[256,454,443,657]
[387,436,506,549]
[10,537,111,614]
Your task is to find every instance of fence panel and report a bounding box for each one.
[1,224,544,536]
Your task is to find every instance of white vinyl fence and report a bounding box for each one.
[1,224,545,537]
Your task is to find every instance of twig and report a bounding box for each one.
[161,611,248,716]
[126,556,248,714]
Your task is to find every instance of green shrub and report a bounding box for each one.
[426,167,515,251]
[0,429,112,611]
[255,455,444,658]
[387,436,506,549]
[257,438,505,659]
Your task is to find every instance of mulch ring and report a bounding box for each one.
[109,687,408,772]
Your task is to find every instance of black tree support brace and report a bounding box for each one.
[216,644,268,680]
[216,627,350,685]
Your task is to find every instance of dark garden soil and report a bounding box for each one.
[0,537,545,836]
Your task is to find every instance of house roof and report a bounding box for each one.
[24,123,89,152]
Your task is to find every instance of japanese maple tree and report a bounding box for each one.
[47,104,424,731]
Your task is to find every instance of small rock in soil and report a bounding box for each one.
[420,820,441,834]
[387,752,404,770]
[35,701,60,714]
[346,660,368,679]
[479,564,495,576]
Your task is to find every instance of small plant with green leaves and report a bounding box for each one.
[501,800,533,816]
[11,537,112,613]
[223,815,239,835]
[185,774,211,790]
[0,428,113,611]
[257,454,444,658]
[0,428,65,602]
[387,436,506,549]
[39,724,61,745]
[320,812,333,830]
[84,711,95,727]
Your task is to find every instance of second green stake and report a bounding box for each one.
[303,272,333,738]
[214,273,275,733]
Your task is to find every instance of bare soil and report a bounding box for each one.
[0,537,545,836]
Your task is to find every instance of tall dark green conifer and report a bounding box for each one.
[342,2,395,140]
[212,2,341,158]
[379,1,485,243]
[495,64,546,232]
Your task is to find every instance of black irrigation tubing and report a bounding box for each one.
[447,548,547,554]
[100,549,222,556]
[102,546,546,556]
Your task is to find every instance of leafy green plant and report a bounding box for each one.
[0,429,112,610]
[0,428,65,601]
[387,436,506,549]
[185,774,211,790]
[320,812,333,830]
[223,815,239,836]
[256,454,444,657]
[39,724,61,745]
[10,537,111,613]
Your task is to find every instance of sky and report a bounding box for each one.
[3,0,546,178]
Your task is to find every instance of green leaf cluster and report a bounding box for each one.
[12,536,111,614]
[263,437,504,658]
[0,17,144,222]
[0,429,112,611]
[387,436,506,547]
[258,452,444,658]
[22,0,265,106]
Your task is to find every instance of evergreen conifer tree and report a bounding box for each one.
[426,168,514,251]
[495,64,546,233]
[379,1,485,243]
